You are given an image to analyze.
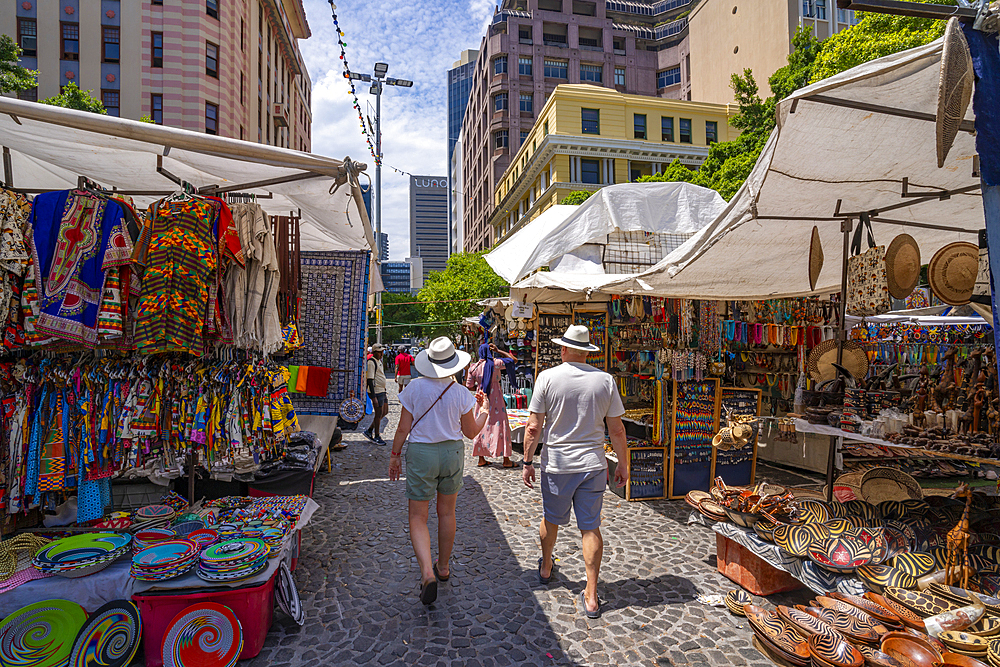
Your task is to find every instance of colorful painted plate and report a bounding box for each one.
[161,603,243,667]
[172,521,205,536]
[34,533,132,566]
[133,540,198,567]
[807,631,864,667]
[889,552,936,578]
[187,530,220,549]
[68,600,141,667]
[275,561,304,626]
[200,539,269,564]
[0,599,88,667]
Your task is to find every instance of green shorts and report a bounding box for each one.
[404,440,465,501]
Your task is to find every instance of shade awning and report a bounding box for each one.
[606,38,982,300]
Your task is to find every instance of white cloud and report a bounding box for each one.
[299,0,494,260]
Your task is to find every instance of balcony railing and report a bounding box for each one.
[605,0,690,17]
[612,17,687,41]
[492,9,531,24]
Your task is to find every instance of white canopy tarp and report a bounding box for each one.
[485,182,727,284]
[606,38,983,300]
[509,271,632,304]
[0,96,376,258]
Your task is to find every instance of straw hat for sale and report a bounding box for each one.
[936,18,974,169]
[884,233,921,299]
[928,241,979,306]
[808,339,870,383]
[809,226,824,291]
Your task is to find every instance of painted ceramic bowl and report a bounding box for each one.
[858,565,918,593]
[725,589,752,616]
[807,631,864,667]
[939,631,990,654]
[880,632,943,667]
[881,527,913,560]
[853,527,890,564]
[829,501,852,520]
[799,500,833,525]
[809,536,876,573]
[889,552,937,578]
[884,587,956,617]
[754,520,780,542]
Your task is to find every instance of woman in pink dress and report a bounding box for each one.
[466,343,516,467]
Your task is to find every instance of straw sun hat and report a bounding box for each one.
[928,241,978,306]
[807,339,870,383]
[809,226,824,291]
[884,234,921,300]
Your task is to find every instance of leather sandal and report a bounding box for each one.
[433,562,449,582]
[419,578,438,605]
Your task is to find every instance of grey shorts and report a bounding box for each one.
[540,470,605,531]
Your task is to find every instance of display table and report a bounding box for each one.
[716,533,803,595]
[692,513,866,596]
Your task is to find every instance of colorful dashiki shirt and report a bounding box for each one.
[134,197,217,355]
[28,190,132,347]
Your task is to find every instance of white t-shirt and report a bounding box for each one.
[366,357,386,393]
[528,362,625,474]
[399,378,476,443]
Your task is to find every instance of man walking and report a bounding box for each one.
[366,343,389,445]
[522,325,628,619]
[395,347,414,392]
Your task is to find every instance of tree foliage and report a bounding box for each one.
[380,292,428,343]
[417,252,507,336]
[560,190,594,205]
[40,82,107,114]
[810,1,955,82]
[0,34,38,94]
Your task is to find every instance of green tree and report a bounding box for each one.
[417,252,507,336]
[810,1,955,82]
[380,291,428,342]
[0,34,38,94]
[560,190,594,205]
[40,81,107,114]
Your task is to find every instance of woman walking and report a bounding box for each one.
[388,337,488,605]
[465,343,517,467]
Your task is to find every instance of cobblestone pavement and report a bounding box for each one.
[251,384,819,667]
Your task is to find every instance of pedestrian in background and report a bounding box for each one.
[389,337,489,605]
[365,343,388,445]
[521,325,628,619]
[465,343,517,468]
[396,347,415,392]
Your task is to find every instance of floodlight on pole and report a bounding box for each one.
[374,62,389,77]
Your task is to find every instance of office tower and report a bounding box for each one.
[447,49,478,254]
[409,176,449,283]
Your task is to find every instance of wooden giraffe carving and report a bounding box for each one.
[945,483,974,589]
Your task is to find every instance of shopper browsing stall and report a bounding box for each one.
[388,337,489,605]
[466,343,518,468]
[521,325,629,619]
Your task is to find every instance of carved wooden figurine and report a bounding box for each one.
[945,483,974,589]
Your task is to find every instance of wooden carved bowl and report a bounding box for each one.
[890,552,938,578]
[808,632,865,667]
[777,523,832,558]
[938,632,990,654]
[799,500,834,524]
[970,617,1000,638]
[725,589,752,616]
[745,604,811,663]
[777,605,842,639]
[935,650,992,667]
[827,591,903,627]
[810,536,877,573]
[885,587,958,617]
[856,644,905,667]
[903,628,948,655]
[881,633,944,667]
[816,597,885,626]
[808,607,883,644]
[858,564,918,593]
[754,519,780,542]
[826,519,857,538]
[845,499,881,522]
[864,593,927,630]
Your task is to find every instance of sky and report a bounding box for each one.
[298,0,495,261]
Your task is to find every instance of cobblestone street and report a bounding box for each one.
[251,385,819,667]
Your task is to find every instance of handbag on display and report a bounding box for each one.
[846,213,892,317]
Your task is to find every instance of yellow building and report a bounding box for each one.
[491,84,737,243]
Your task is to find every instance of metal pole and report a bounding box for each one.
[375,80,383,345]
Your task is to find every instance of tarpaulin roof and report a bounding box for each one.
[606,38,983,300]
[485,182,726,284]
[0,96,376,257]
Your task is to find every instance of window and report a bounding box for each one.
[494,130,508,150]
[657,66,681,88]
[580,64,602,83]
[151,32,163,67]
[151,94,163,124]
[679,118,692,143]
[206,42,218,78]
[634,114,646,140]
[17,87,37,102]
[240,72,245,105]
[493,56,507,75]
[102,26,120,62]
[544,59,567,79]
[518,57,532,76]
[614,67,625,86]
[613,37,625,53]
[206,102,218,134]
[520,130,528,144]
[240,18,245,51]
[661,116,674,142]
[544,120,549,135]
[493,93,508,112]
[101,89,120,116]
[580,159,600,184]
[152,0,162,6]
[17,19,36,58]
[61,22,79,61]
[706,121,718,145]
[519,93,532,114]
[519,27,532,44]
[815,0,827,19]
[581,108,599,134]
[207,0,219,18]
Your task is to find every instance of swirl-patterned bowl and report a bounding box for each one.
[808,607,884,643]
[826,591,902,627]
[889,552,936,578]
[799,500,833,525]
[745,605,810,663]
[807,631,864,667]
[725,589,752,616]
[776,605,841,639]
[857,565,918,593]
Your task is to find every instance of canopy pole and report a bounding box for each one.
[1,147,11,188]
[827,217,853,502]
[198,170,326,195]
[801,94,977,134]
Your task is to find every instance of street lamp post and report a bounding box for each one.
[345,63,413,345]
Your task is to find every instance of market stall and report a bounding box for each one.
[0,98,374,665]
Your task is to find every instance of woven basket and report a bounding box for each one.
[860,467,922,503]
[824,471,866,503]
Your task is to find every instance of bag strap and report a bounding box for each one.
[850,212,877,256]
[410,382,455,432]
